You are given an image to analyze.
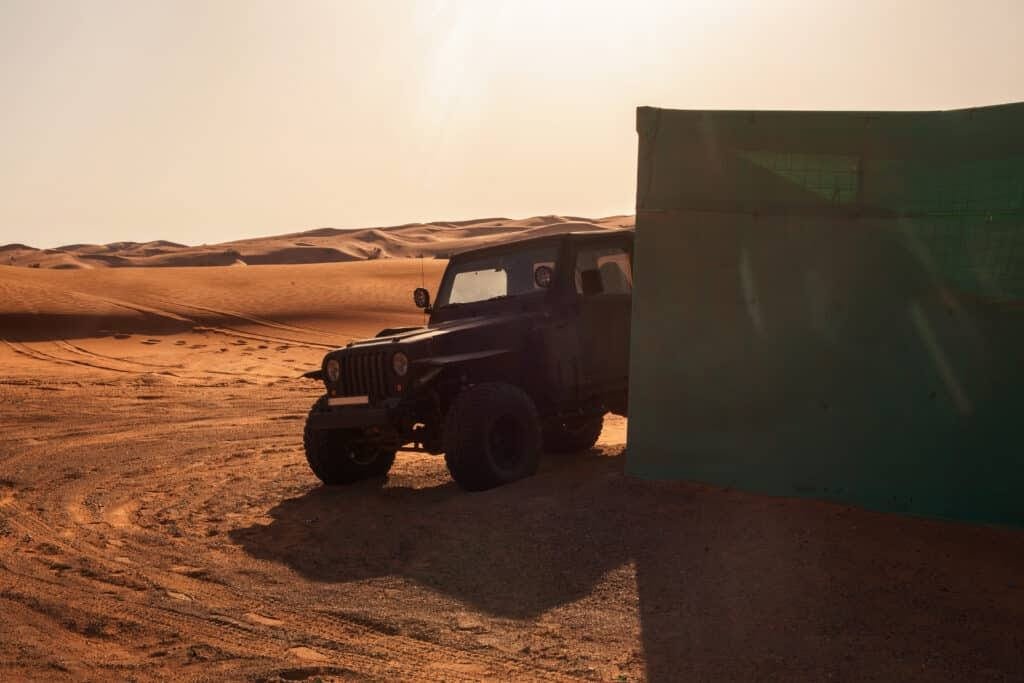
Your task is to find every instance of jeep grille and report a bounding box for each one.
[339,351,389,399]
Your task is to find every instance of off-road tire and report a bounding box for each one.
[443,383,542,491]
[543,415,604,453]
[303,396,396,485]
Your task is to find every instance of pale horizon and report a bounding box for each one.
[2,0,1022,249]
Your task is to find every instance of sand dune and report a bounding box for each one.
[0,259,447,393]
[2,215,634,269]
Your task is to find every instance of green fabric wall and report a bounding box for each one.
[627,103,1024,526]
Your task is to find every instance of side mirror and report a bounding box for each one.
[580,269,604,296]
[534,265,554,289]
[413,287,431,309]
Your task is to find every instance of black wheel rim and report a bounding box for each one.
[488,414,523,473]
[563,419,590,436]
[348,446,380,466]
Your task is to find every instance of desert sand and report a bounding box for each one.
[1,218,1022,681]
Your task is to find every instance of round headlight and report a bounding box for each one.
[325,358,341,383]
[391,351,409,377]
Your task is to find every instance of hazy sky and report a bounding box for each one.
[2,0,1021,248]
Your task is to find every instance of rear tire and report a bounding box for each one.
[443,383,542,491]
[303,397,396,485]
[543,414,604,453]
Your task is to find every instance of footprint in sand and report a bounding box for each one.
[245,612,284,627]
[217,348,228,353]
[286,646,329,662]
[232,339,247,346]
[174,340,187,346]
[141,339,161,345]
[189,344,207,350]
[170,565,209,579]
[275,345,290,352]
[257,344,268,350]
[114,333,131,340]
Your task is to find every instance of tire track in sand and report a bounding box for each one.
[0,383,581,681]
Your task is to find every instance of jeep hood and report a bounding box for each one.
[348,312,526,346]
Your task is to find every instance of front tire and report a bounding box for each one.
[443,383,542,491]
[303,397,396,485]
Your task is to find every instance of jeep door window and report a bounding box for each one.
[438,245,559,307]
[574,246,633,295]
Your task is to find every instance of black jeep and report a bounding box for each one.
[302,229,633,490]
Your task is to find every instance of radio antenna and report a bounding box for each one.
[420,254,426,324]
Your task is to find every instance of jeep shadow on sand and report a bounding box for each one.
[302,230,633,490]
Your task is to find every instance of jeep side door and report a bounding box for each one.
[571,239,633,400]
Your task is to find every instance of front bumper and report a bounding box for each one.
[307,403,390,431]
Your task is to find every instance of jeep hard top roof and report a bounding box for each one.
[448,228,633,260]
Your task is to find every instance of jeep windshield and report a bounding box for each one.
[435,244,558,309]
